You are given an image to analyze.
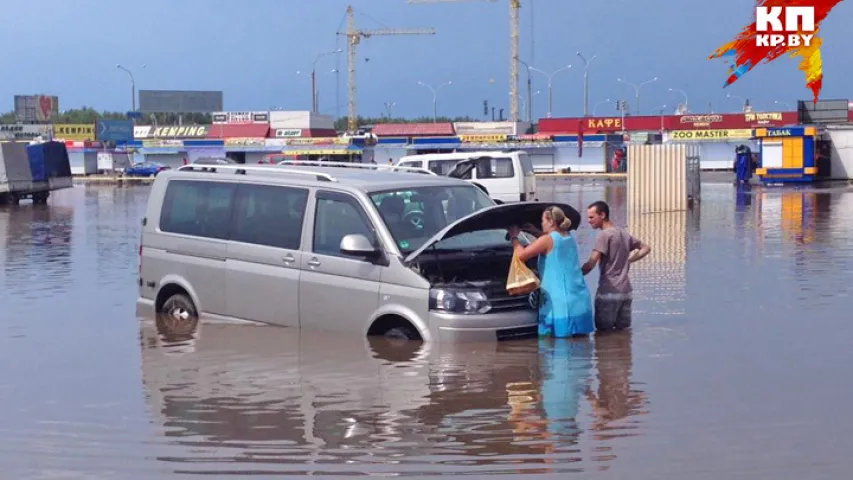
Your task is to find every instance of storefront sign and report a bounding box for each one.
[285,137,348,146]
[459,134,508,143]
[150,125,210,138]
[282,149,352,156]
[225,137,266,147]
[275,129,303,137]
[679,114,724,127]
[212,111,270,124]
[516,133,552,141]
[585,117,623,130]
[0,124,51,140]
[134,126,151,139]
[142,139,183,148]
[54,124,95,140]
[745,112,784,124]
[764,128,795,137]
[670,129,753,140]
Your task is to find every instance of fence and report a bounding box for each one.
[627,143,701,214]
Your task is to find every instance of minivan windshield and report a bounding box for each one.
[369,185,505,254]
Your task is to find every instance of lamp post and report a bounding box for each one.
[384,101,397,118]
[592,98,611,116]
[116,64,145,111]
[311,49,342,113]
[529,64,572,118]
[576,51,597,117]
[617,76,658,115]
[727,93,747,112]
[669,87,689,113]
[417,80,452,122]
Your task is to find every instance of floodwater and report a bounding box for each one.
[1,179,853,479]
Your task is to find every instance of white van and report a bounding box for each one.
[396,151,537,203]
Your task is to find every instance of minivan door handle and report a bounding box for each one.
[282,254,296,263]
[307,258,321,267]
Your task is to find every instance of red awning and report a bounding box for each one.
[207,124,270,139]
[372,122,455,137]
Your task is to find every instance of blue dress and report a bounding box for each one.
[537,231,594,337]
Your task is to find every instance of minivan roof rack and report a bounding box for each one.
[177,164,337,182]
[276,160,437,176]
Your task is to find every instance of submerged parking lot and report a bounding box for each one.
[1,180,852,478]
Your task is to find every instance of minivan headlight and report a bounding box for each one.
[429,288,491,314]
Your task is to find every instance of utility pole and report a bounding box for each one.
[116,64,145,112]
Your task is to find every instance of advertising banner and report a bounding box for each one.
[275,129,303,138]
[0,124,52,141]
[149,125,210,138]
[134,126,152,139]
[13,95,59,123]
[212,111,270,124]
[285,137,348,146]
[454,121,517,136]
[54,124,95,141]
[459,134,509,143]
[142,139,184,148]
[225,138,266,147]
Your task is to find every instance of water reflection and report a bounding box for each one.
[0,204,73,297]
[627,211,688,317]
[140,316,646,476]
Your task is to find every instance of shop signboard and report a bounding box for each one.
[150,125,210,138]
[142,139,184,148]
[54,124,95,141]
[212,111,270,124]
[454,121,517,136]
[678,114,724,128]
[744,112,783,125]
[459,134,508,143]
[0,124,52,140]
[225,138,266,147]
[670,129,753,140]
[134,126,152,139]
[275,129,303,138]
[285,137,348,146]
[584,117,624,131]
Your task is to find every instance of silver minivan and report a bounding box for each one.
[136,163,580,343]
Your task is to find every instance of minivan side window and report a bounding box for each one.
[231,184,309,249]
[475,157,514,179]
[313,192,377,258]
[159,180,235,239]
[428,159,472,179]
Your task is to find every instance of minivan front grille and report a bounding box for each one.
[483,283,534,312]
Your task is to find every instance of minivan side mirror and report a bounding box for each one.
[340,234,382,261]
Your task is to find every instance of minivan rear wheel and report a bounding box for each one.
[162,294,197,320]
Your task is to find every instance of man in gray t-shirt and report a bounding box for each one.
[581,201,651,331]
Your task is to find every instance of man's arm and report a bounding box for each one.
[581,250,601,276]
[629,241,651,264]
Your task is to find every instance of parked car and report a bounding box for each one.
[137,162,580,344]
[126,162,170,177]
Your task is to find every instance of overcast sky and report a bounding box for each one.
[2,0,851,120]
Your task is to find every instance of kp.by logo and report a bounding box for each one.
[756,6,815,47]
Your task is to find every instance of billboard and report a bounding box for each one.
[0,124,53,141]
[97,120,134,142]
[139,90,223,113]
[212,111,269,124]
[149,125,210,138]
[13,95,59,123]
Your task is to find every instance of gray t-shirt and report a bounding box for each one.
[594,227,642,295]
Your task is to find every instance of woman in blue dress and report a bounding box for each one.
[508,206,595,338]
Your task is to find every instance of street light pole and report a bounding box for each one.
[617,76,658,115]
[592,98,611,116]
[530,65,572,118]
[727,93,747,112]
[312,49,342,113]
[417,81,452,122]
[515,57,534,123]
[669,87,689,113]
[116,64,144,111]
[576,52,597,117]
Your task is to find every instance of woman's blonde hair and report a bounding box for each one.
[545,206,572,231]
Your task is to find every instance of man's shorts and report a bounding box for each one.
[594,294,633,331]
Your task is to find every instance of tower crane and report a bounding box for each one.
[339,6,436,133]
[408,0,520,123]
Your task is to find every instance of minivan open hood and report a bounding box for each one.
[403,202,581,264]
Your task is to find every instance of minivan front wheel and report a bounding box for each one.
[383,325,420,341]
[162,294,197,320]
